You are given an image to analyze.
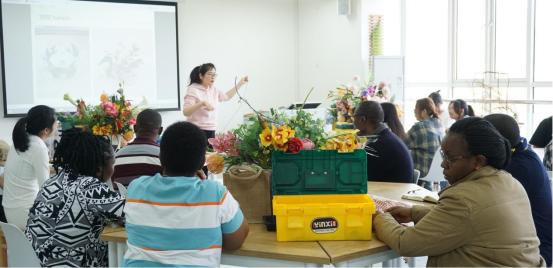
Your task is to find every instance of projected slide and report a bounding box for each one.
[1,0,179,115]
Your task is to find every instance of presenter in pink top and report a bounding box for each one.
[183,63,248,141]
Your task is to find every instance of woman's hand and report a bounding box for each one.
[385,206,413,223]
[237,76,249,87]
[201,101,214,111]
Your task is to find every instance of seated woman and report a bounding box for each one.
[448,99,474,121]
[373,117,545,266]
[405,98,444,183]
[381,102,407,140]
[25,129,125,267]
[354,101,413,182]
[3,105,57,230]
[123,121,248,267]
[485,113,552,266]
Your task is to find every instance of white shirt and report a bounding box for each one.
[2,135,50,209]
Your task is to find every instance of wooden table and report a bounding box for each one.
[100,182,431,267]
[100,224,330,267]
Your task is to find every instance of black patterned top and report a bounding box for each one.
[25,171,125,267]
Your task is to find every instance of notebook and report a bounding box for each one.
[371,195,412,211]
[401,188,439,204]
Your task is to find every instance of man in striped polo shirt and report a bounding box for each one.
[113,109,163,186]
[124,121,249,267]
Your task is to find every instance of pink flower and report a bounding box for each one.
[128,118,136,126]
[102,102,118,117]
[300,138,315,150]
[208,131,239,156]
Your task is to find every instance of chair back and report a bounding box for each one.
[413,169,421,184]
[419,149,445,182]
[0,222,41,267]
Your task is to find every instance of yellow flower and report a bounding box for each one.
[271,125,295,147]
[273,142,288,152]
[342,135,357,152]
[207,153,225,174]
[92,124,113,136]
[259,127,272,147]
[100,93,109,103]
[123,130,135,141]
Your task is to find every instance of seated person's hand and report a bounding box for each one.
[196,170,207,180]
[385,206,413,223]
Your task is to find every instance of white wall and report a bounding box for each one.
[0,0,299,143]
[297,0,366,103]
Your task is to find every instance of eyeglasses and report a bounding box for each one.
[440,149,466,165]
[205,72,217,77]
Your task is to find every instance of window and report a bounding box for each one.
[456,0,486,80]
[401,0,552,138]
[534,0,552,81]
[404,0,448,83]
[495,0,527,78]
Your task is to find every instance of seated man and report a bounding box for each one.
[113,109,163,186]
[353,101,414,182]
[124,121,249,267]
[485,114,552,267]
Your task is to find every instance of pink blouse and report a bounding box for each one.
[184,83,231,131]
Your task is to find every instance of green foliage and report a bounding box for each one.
[232,117,272,169]
[287,109,326,147]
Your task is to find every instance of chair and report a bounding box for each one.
[0,222,41,267]
[114,182,127,198]
[418,150,446,190]
[412,169,421,184]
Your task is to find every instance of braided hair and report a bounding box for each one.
[449,117,511,169]
[53,128,113,181]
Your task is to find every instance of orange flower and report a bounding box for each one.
[100,93,109,103]
[207,153,225,174]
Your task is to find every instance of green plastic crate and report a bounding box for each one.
[271,149,367,195]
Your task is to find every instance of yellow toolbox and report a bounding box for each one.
[272,194,376,241]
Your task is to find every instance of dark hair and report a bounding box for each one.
[135,109,162,136]
[356,101,384,124]
[13,105,56,152]
[449,117,511,169]
[380,102,407,140]
[450,99,475,117]
[483,114,520,148]
[416,98,440,119]
[160,121,207,175]
[189,63,216,85]
[428,90,443,106]
[52,128,114,181]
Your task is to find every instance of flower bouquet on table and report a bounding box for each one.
[58,85,145,149]
[328,77,399,130]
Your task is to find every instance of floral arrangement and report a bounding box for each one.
[206,108,360,174]
[58,86,144,142]
[328,77,393,124]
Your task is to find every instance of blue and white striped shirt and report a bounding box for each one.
[123,174,244,267]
